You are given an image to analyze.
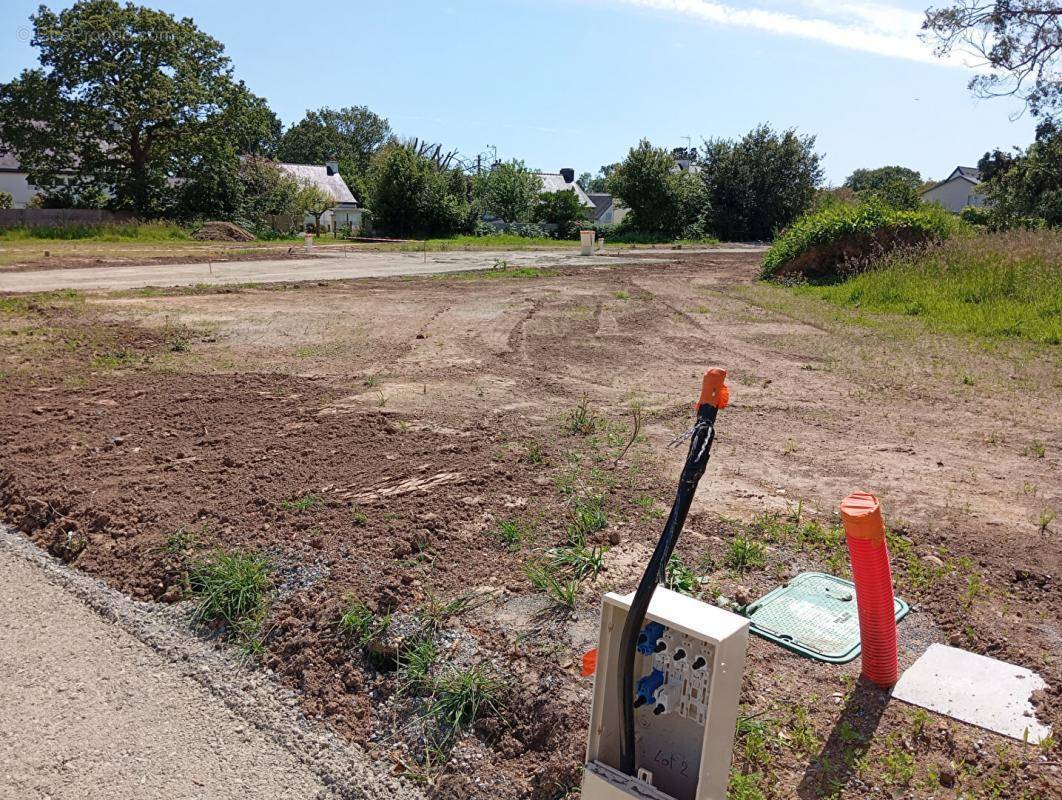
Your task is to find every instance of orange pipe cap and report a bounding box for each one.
[840,491,885,542]
[696,368,729,410]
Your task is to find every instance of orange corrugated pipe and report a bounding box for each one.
[841,491,899,688]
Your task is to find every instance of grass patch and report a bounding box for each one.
[0,289,84,315]
[547,538,608,580]
[791,231,1062,344]
[379,233,577,251]
[491,518,528,551]
[524,560,581,609]
[188,549,272,633]
[279,492,322,512]
[338,598,391,646]
[159,525,202,556]
[416,590,474,635]
[439,265,559,281]
[724,537,768,573]
[0,221,192,242]
[398,637,439,693]
[428,664,502,733]
[568,492,607,539]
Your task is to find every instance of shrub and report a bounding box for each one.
[368,143,469,237]
[0,191,13,209]
[535,189,588,239]
[960,204,992,227]
[761,200,960,279]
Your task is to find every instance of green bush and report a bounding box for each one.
[0,191,13,209]
[959,205,992,227]
[535,189,588,239]
[761,200,960,279]
[368,143,469,238]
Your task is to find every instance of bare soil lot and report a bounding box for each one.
[1,252,1058,799]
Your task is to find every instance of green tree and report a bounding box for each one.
[0,191,13,210]
[0,0,278,216]
[237,157,304,232]
[701,124,824,241]
[981,121,1062,226]
[368,144,468,237]
[277,106,391,199]
[474,159,541,223]
[585,163,618,193]
[608,140,689,236]
[536,189,588,238]
[923,2,1062,118]
[844,166,922,193]
[296,184,335,233]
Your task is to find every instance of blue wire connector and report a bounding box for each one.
[636,622,665,656]
[634,668,665,707]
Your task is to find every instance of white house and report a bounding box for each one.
[276,160,364,232]
[535,167,596,211]
[920,166,986,213]
[0,148,39,208]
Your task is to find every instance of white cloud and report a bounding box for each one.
[613,0,955,65]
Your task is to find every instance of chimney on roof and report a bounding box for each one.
[325,159,340,176]
[559,167,575,184]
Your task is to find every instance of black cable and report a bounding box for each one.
[616,401,719,777]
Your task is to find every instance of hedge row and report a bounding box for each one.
[761,201,961,279]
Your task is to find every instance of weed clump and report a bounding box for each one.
[725,537,768,573]
[188,549,273,650]
[428,664,502,732]
[565,394,598,436]
[338,597,391,646]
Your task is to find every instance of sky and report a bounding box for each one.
[0,0,1040,184]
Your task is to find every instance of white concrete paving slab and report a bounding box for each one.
[893,643,1051,743]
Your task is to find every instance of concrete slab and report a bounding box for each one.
[893,643,1051,743]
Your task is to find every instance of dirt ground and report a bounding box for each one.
[0,251,1058,799]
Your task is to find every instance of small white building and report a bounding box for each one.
[0,148,39,208]
[276,160,364,232]
[920,166,986,213]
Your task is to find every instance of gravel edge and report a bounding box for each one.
[0,527,425,800]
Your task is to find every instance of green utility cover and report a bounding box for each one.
[744,572,909,663]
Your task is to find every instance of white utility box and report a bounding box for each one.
[582,588,749,800]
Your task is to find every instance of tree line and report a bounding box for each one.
[1,0,1058,239]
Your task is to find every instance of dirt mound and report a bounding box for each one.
[770,226,933,280]
[192,221,255,242]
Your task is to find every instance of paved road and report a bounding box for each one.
[0,246,764,293]
[0,547,333,800]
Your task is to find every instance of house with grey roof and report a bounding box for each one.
[587,192,628,225]
[276,159,364,232]
[535,167,596,211]
[920,166,986,213]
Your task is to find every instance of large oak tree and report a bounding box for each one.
[0,0,279,215]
